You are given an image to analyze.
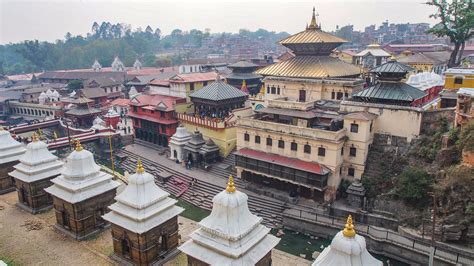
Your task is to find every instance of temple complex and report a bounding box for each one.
[179,176,280,265]
[225,61,262,95]
[9,133,63,213]
[312,215,382,265]
[103,160,184,265]
[45,141,120,240]
[0,127,26,194]
[169,125,192,162]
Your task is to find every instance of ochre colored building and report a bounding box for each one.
[444,68,474,90]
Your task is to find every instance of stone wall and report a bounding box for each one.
[0,161,18,194]
[15,176,57,214]
[420,108,455,134]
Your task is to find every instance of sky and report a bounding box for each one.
[0,0,438,44]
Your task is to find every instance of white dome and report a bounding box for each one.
[0,129,26,164]
[69,90,76,97]
[39,92,47,98]
[46,89,53,96]
[61,146,101,180]
[105,108,119,117]
[52,90,60,97]
[173,125,191,139]
[407,75,421,89]
[93,116,105,126]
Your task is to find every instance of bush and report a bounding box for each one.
[457,120,474,152]
[394,167,433,207]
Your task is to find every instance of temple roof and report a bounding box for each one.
[179,176,280,265]
[9,134,63,183]
[256,56,361,78]
[0,128,26,164]
[228,61,259,68]
[190,79,248,102]
[352,82,426,103]
[103,160,183,233]
[45,141,120,204]
[355,44,391,57]
[370,59,414,75]
[184,131,206,152]
[312,215,382,266]
[199,139,220,154]
[65,107,102,116]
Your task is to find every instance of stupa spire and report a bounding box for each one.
[136,159,145,174]
[343,215,356,237]
[75,140,83,152]
[308,6,319,30]
[31,132,39,142]
[226,175,236,193]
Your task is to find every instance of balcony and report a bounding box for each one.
[267,97,315,111]
[238,117,346,143]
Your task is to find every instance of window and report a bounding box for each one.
[203,81,208,86]
[345,93,349,99]
[271,86,276,94]
[350,147,357,157]
[190,83,195,91]
[291,142,298,151]
[454,77,463,85]
[331,91,335,99]
[304,144,311,154]
[267,86,270,94]
[341,148,344,155]
[337,92,343,100]
[133,106,138,112]
[160,111,165,117]
[278,140,285,149]
[348,167,355,177]
[350,123,359,133]
[318,147,326,156]
[266,137,272,146]
[277,87,281,95]
[244,133,250,141]
[255,136,261,144]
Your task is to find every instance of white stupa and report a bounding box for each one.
[312,215,382,266]
[111,56,125,72]
[38,92,48,104]
[10,133,63,184]
[169,125,191,162]
[128,86,139,99]
[133,58,142,70]
[91,116,106,130]
[45,141,120,204]
[92,59,102,72]
[103,160,184,233]
[0,127,26,165]
[179,175,280,265]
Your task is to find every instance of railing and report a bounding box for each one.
[176,113,235,129]
[238,117,346,143]
[267,97,315,111]
[284,208,474,265]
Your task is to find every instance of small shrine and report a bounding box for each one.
[133,58,142,70]
[104,108,120,129]
[179,175,280,265]
[312,215,382,266]
[169,125,192,162]
[0,127,26,194]
[65,96,102,128]
[92,59,102,72]
[199,138,220,165]
[183,131,206,164]
[103,160,184,265]
[45,141,120,240]
[111,56,126,72]
[346,181,366,208]
[9,133,63,214]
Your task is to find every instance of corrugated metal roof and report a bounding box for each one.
[256,56,361,78]
[352,82,426,102]
[370,60,414,74]
[279,29,347,45]
[189,80,248,101]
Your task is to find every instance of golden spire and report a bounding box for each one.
[342,215,356,237]
[136,159,145,174]
[31,132,39,142]
[226,175,236,193]
[390,54,397,61]
[308,6,319,30]
[75,140,83,152]
[260,84,266,95]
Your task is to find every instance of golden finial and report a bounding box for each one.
[226,175,236,193]
[136,159,145,174]
[342,215,356,237]
[31,132,39,142]
[308,6,319,30]
[390,54,397,61]
[260,84,266,95]
[75,140,83,152]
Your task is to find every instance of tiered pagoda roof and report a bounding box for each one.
[0,127,26,164]
[189,78,248,102]
[199,138,220,156]
[313,215,382,266]
[179,176,280,265]
[184,131,206,153]
[256,8,360,79]
[9,134,63,183]
[45,141,120,203]
[103,160,184,233]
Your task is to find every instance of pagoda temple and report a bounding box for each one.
[45,141,120,240]
[312,215,382,266]
[103,160,184,265]
[198,138,220,165]
[0,127,26,194]
[9,133,63,214]
[179,175,280,265]
[183,130,206,164]
[352,58,427,106]
[169,125,192,162]
[225,61,262,95]
[65,96,102,128]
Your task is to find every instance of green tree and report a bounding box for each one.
[395,167,433,206]
[67,79,83,91]
[426,0,474,67]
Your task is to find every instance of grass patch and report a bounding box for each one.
[173,198,210,222]
[0,255,18,266]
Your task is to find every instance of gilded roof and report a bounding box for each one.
[279,30,347,45]
[256,56,361,78]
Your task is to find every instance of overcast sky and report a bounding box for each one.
[0,0,437,44]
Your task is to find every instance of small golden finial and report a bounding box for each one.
[343,215,356,237]
[31,132,39,142]
[136,159,145,174]
[75,140,83,152]
[226,175,236,193]
[390,54,397,61]
[308,6,319,30]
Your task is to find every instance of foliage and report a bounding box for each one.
[447,126,459,145]
[457,120,474,152]
[67,79,83,91]
[426,0,474,67]
[394,167,433,206]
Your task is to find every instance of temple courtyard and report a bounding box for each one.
[0,189,310,266]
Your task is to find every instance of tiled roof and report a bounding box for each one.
[170,72,218,83]
[111,98,130,107]
[355,47,391,57]
[189,79,248,101]
[85,76,122,87]
[129,94,185,111]
[236,148,329,175]
[279,29,347,45]
[65,107,101,116]
[352,82,426,102]
[370,60,414,74]
[81,87,107,99]
[256,56,361,78]
[344,112,378,121]
[38,71,126,81]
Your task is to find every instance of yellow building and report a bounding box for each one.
[168,72,219,101]
[331,49,357,64]
[444,68,474,90]
[397,51,450,74]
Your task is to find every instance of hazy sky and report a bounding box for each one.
[0,0,438,44]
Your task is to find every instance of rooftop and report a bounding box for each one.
[445,68,474,75]
[189,79,248,102]
[80,87,107,99]
[129,94,185,111]
[352,81,426,103]
[169,72,218,83]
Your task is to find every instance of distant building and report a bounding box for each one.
[397,51,450,74]
[331,49,357,64]
[383,44,449,54]
[168,72,219,101]
[84,76,125,100]
[64,96,102,127]
[224,61,262,95]
[444,68,474,90]
[353,43,391,69]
